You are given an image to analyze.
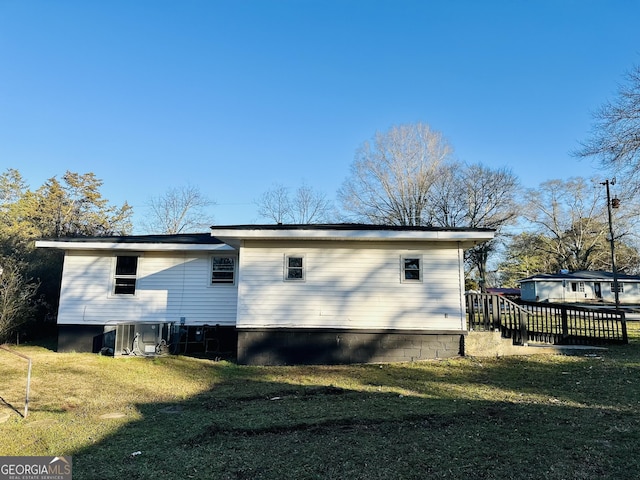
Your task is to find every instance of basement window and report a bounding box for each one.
[285,255,305,281]
[114,255,138,295]
[401,256,422,282]
[211,256,236,285]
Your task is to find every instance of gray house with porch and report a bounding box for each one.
[519,270,640,304]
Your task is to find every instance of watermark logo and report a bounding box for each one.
[0,456,72,480]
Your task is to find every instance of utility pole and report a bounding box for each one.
[601,179,620,310]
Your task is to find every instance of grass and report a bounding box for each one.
[1,325,640,480]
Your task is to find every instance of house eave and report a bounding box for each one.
[210,224,495,248]
[518,270,640,284]
[36,240,235,252]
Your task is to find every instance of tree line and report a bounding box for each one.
[2,62,640,343]
[0,171,133,342]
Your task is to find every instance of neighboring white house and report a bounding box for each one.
[519,270,640,304]
[36,224,494,365]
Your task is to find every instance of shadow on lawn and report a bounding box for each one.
[68,351,640,480]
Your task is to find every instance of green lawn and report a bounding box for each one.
[2,325,640,480]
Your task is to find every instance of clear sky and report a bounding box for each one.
[1,0,639,231]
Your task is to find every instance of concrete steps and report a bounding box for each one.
[464,331,608,357]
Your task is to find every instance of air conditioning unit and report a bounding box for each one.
[101,323,170,356]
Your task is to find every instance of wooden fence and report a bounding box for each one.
[466,293,628,345]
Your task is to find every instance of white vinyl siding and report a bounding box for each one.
[56,250,238,326]
[521,278,640,303]
[237,240,464,331]
[523,280,588,302]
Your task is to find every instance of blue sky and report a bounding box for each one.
[2,0,639,231]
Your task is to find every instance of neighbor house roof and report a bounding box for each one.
[486,287,521,296]
[519,270,640,283]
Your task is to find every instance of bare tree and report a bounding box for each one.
[256,184,291,224]
[256,183,334,224]
[521,177,640,272]
[523,178,607,271]
[142,185,215,234]
[291,184,334,223]
[424,162,468,227]
[428,162,519,288]
[338,124,518,288]
[575,64,640,190]
[463,164,519,288]
[338,123,453,225]
[0,256,40,343]
[428,162,519,229]
[461,164,519,229]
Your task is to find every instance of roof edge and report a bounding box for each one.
[35,232,232,251]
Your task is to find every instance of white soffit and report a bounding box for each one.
[35,240,235,252]
[210,227,495,246]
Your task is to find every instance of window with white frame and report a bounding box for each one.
[611,282,624,293]
[285,255,305,281]
[570,282,585,293]
[401,256,422,282]
[211,256,236,285]
[114,255,138,295]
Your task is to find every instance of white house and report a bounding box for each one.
[519,270,640,304]
[35,233,239,355]
[36,224,494,365]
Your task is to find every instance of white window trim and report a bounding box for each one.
[401,254,422,283]
[570,281,585,293]
[284,254,305,282]
[210,255,237,286]
[110,254,141,297]
[611,282,624,293]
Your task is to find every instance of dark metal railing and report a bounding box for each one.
[465,293,628,345]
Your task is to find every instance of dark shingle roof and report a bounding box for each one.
[520,270,640,282]
[40,233,224,245]
[209,223,495,233]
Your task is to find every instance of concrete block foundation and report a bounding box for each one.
[237,328,465,365]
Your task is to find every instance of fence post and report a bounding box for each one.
[491,295,499,330]
[561,306,569,340]
[518,311,528,346]
[481,295,489,330]
[621,311,628,344]
[466,293,475,331]
[0,345,32,418]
